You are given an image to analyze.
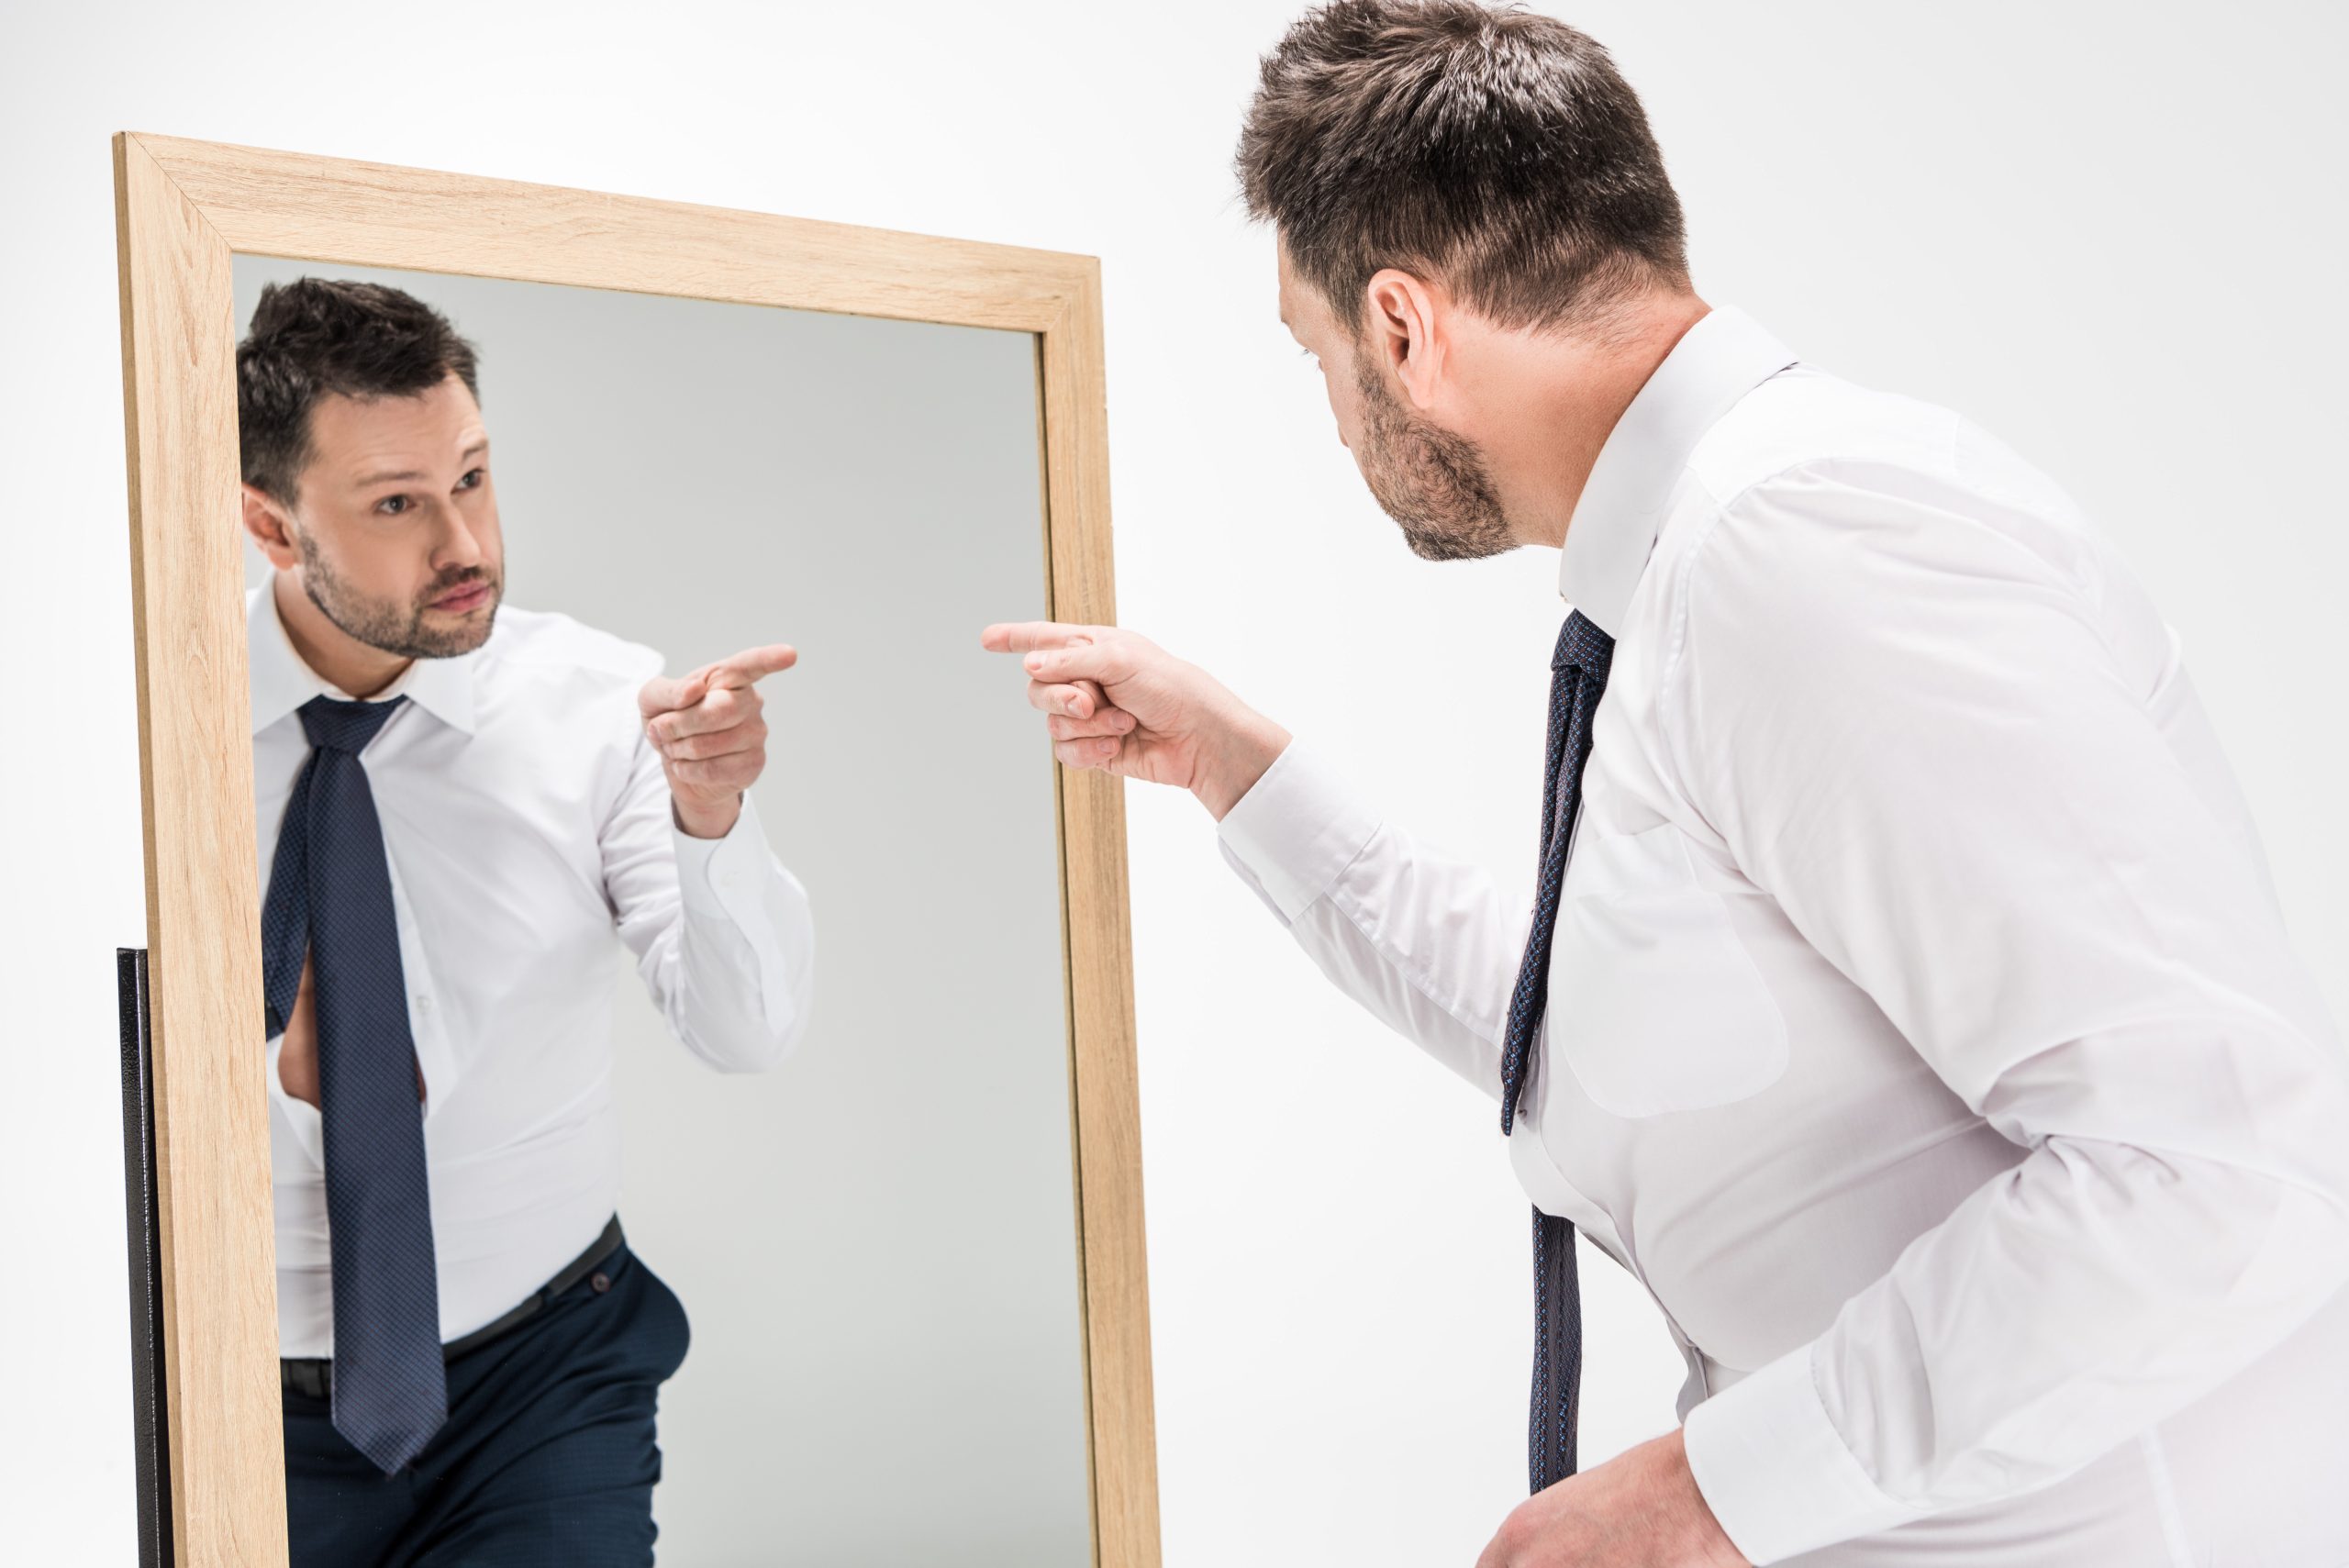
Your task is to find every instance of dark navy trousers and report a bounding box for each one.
[284,1244,691,1567]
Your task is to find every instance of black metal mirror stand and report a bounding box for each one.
[117,948,173,1568]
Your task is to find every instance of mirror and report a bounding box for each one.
[114,136,1153,1568]
[228,257,1086,1564]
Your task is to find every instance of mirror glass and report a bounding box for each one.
[231,255,1092,1566]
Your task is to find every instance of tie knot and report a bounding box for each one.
[1552,610,1616,676]
[299,694,406,754]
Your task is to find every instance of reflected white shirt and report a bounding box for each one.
[1218,308,2349,1566]
[248,584,817,1356]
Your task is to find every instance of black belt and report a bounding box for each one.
[282,1216,627,1401]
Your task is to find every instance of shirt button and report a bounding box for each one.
[590,1272,612,1294]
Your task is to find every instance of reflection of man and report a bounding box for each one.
[238,277,815,1565]
[989,4,2349,1565]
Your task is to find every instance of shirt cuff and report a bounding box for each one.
[673,792,774,923]
[1214,740,1381,922]
[671,793,803,1040]
[1681,1341,1931,1565]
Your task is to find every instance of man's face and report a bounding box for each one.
[1278,246,1513,562]
[264,373,506,659]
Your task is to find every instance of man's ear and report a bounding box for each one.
[1363,268,1447,411]
[241,484,303,571]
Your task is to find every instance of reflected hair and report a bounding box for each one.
[1236,0,1689,336]
[237,278,481,504]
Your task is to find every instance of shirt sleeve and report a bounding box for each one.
[1216,740,1523,1097]
[1666,461,2349,1563]
[603,730,817,1072]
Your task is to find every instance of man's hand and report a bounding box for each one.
[979,621,1291,819]
[640,643,797,840]
[1476,1430,1747,1568]
[276,953,426,1108]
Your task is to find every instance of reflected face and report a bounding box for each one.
[283,373,505,658]
[1277,246,1513,562]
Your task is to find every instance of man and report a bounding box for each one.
[986,5,2349,1564]
[239,277,816,1564]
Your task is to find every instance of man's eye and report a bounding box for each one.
[457,469,484,491]
[377,495,411,516]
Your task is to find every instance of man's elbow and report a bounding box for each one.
[2239,1056,2349,1305]
[2305,1106,2349,1288]
[673,986,807,1073]
[717,995,809,1074]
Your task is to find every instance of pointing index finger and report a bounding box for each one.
[701,643,799,690]
[982,621,1098,655]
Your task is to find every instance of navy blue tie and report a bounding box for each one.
[260,695,447,1474]
[1498,611,1615,1494]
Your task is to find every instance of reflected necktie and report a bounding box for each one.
[260,695,447,1474]
[1497,611,1615,1494]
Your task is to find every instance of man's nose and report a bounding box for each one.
[436,509,486,568]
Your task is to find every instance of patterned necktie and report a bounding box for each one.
[1497,610,1616,1494]
[260,694,447,1474]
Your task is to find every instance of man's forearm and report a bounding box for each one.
[1194,702,1293,820]
[673,792,742,840]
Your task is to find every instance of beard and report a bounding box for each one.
[1353,357,1516,562]
[295,529,502,660]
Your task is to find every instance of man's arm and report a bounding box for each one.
[1665,465,2349,1564]
[984,620,1527,1094]
[607,645,816,1072]
[989,618,1747,1568]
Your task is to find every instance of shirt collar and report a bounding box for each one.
[1556,306,1798,635]
[246,576,480,736]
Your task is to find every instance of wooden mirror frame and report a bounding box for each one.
[113,132,1156,1568]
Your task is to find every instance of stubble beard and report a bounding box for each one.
[295,528,502,660]
[1353,358,1516,562]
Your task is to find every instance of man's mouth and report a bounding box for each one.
[429,580,493,614]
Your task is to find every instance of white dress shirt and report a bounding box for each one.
[248,583,817,1356]
[1219,308,2349,1566]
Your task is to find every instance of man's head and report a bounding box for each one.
[1238,1,1695,560]
[239,279,503,659]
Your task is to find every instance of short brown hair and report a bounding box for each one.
[237,278,481,504]
[1237,1,1688,334]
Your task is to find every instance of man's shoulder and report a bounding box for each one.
[1687,366,1954,503]
[481,605,664,688]
[1638,366,2126,674]
[1687,365,2083,529]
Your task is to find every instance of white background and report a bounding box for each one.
[3,3,2343,1563]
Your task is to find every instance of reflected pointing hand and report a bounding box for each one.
[640,643,798,839]
[979,621,1289,821]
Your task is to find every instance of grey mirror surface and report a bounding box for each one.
[233,255,1090,1566]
